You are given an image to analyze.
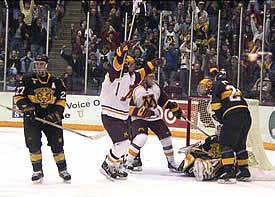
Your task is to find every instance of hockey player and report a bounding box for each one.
[99,41,162,181]
[14,55,71,183]
[198,72,252,183]
[178,135,223,181]
[124,73,183,172]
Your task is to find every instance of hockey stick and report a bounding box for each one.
[115,10,137,96]
[180,114,210,137]
[178,141,202,154]
[0,104,107,140]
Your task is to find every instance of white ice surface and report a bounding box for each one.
[1,127,275,197]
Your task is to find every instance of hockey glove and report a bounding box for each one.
[22,104,36,120]
[44,112,63,123]
[166,101,183,119]
[137,106,154,119]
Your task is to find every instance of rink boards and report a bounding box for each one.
[0,92,274,150]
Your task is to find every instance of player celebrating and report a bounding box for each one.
[124,74,183,172]
[199,71,252,183]
[99,41,161,181]
[14,55,71,183]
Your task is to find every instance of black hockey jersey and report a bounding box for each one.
[14,73,66,118]
[210,80,248,122]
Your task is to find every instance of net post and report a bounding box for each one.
[187,96,191,146]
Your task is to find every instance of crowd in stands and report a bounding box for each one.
[0,0,65,89]
[0,0,275,104]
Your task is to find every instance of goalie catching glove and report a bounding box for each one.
[44,112,63,123]
[165,101,183,119]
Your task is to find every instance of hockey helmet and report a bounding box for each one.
[142,73,154,88]
[197,78,212,95]
[214,69,227,81]
[33,55,48,76]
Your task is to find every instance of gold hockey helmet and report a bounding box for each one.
[197,78,213,95]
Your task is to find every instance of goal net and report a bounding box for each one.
[186,96,275,171]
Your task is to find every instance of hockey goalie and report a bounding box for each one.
[178,135,224,181]
[178,78,224,181]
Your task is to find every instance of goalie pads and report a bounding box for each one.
[193,158,222,181]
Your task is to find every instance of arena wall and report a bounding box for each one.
[0,92,274,150]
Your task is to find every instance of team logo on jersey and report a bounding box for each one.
[33,88,55,108]
[142,94,157,108]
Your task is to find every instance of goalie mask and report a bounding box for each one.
[197,78,212,95]
[33,55,48,76]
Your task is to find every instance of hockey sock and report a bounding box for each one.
[30,150,42,172]
[236,149,249,168]
[53,151,67,171]
[160,136,176,166]
[126,133,147,166]
[105,140,130,166]
[220,145,235,172]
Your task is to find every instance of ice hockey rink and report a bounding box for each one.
[1,127,275,197]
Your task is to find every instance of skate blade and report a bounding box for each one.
[99,168,115,182]
[237,177,252,182]
[32,178,44,184]
[60,178,71,184]
[217,178,237,184]
[116,176,128,180]
[132,166,143,172]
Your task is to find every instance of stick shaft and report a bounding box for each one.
[181,115,210,137]
[115,12,137,96]
[0,104,106,140]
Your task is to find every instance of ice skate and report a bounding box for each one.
[131,156,143,172]
[115,164,128,180]
[31,171,44,184]
[236,167,251,182]
[168,162,181,173]
[217,171,236,184]
[100,161,117,181]
[59,170,71,183]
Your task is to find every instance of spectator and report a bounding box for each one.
[162,42,179,87]
[89,7,102,35]
[19,0,34,33]
[30,17,47,57]
[71,24,83,56]
[163,24,179,49]
[7,50,21,77]
[250,13,270,44]
[20,50,34,74]
[97,45,114,68]
[191,0,209,26]
[6,75,17,91]
[143,39,157,62]
[102,22,120,51]
[179,35,197,94]
[9,12,26,58]
[60,45,85,78]
[131,45,145,69]
[60,65,82,92]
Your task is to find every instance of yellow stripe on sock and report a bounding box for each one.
[54,153,65,162]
